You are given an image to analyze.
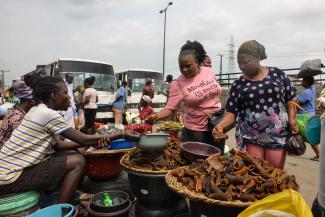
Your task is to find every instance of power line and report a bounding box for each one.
[268,54,324,58]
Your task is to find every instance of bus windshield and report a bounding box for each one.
[119,70,163,92]
[131,78,163,92]
[58,60,115,92]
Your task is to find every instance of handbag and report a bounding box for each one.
[286,134,306,155]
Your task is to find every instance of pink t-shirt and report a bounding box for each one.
[166,67,222,131]
[83,88,98,109]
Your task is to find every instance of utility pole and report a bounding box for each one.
[159,2,173,80]
[217,54,223,83]
[0,70,9,88]
[226,35,236,87]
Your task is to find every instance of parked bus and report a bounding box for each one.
[22,58,116,119]
[115,69,167,113]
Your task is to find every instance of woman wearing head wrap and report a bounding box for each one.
[213,40,298,169]
[138,95,153,120]
[0,80,34,148]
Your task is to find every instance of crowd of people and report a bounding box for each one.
[0,39,324,215]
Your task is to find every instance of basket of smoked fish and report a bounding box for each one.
[120,138,189,174]
[165,148,299,207]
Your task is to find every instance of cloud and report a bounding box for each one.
[0,0,325,84]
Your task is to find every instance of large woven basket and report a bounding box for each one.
[80,147,135,157]
[165,168,253,207]
[120,152,171,174]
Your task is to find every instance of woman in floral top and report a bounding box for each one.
[213,40,298,169]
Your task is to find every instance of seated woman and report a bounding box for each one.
[0,80,34,148]
[138,95,153,120]
[0,76,109,203]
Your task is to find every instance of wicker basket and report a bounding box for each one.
[120,153,172,174]
[165,168,253,207]
[80,147,135,157]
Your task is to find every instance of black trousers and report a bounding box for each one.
[84,108,97,129]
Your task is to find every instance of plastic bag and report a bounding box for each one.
[286,134,306,155]
[238,189,312,217]
[297,59,323,78]
[296,114,321,145]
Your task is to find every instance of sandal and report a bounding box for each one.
[310,156,319,161]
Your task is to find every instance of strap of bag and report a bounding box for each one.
[288,100,304,111]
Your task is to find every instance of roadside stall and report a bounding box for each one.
[165,149,300,217]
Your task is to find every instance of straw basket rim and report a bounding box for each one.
[165,168,253,207]
[120,153,171,174]
[80,147,136,156]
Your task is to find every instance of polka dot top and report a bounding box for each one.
[226,67,296,150]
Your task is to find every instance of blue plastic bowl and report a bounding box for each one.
[28,203,75,217]
[39,191,80,208]
[110,139,134,150]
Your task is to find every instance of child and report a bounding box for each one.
[0,76,108,203]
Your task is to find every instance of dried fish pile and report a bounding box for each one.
[170,149,298,202]
[122,139,188,171]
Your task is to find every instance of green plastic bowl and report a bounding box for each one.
[0,191,40,216]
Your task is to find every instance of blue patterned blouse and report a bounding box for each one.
[226,67,296,150]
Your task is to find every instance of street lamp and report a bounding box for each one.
[159,1,173,80]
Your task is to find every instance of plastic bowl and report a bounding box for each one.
[84,153,124,181]
[28,203,76,217]
[181,142,221,162]
[109,139,135,150]
[137,133,168,150]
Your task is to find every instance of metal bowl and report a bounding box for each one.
[137,133,169,150]
[181,142,221,162]
[90,190,130,213]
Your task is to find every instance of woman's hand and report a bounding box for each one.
[212,124,228,141]
[97,136,109,148]
[289,119,299,135]
[146,113,158,122]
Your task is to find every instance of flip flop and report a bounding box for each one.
[310,156,319,161]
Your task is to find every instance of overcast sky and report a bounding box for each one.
[0,0,325,85]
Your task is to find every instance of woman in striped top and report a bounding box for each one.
[0,76,108,203]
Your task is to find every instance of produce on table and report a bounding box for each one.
[125,123,152,133]
[169,149,298,202]
[157,121,184,131]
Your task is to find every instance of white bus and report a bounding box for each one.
[23,58,116,119]
[115,69,167,113]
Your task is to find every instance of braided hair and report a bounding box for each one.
[180,40,207,64]
[29,75,65,103]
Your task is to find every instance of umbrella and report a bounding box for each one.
[296,59,323,78]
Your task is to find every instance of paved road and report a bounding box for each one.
[225,129,319,206]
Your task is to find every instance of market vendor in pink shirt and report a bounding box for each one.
[147,40,223,152]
